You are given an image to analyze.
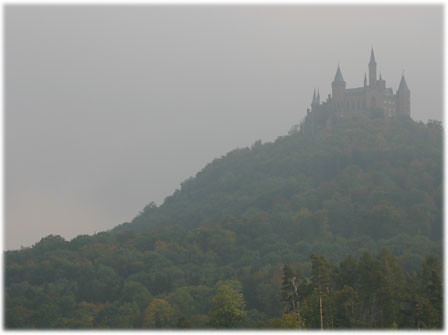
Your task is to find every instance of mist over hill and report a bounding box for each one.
[5,114,442,329]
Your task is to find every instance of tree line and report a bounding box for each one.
[6,243,441,329]
[278,251,442,329]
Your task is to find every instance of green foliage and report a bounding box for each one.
[142,298,175,328]
[293,252,442,330]
[209,283,247,328]
[268,312,299,328]
[118,116,441,243]
[280,264,305,315]
[4,116,442,329]
[311,254,332,296]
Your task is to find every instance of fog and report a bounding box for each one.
[4,5,443,250]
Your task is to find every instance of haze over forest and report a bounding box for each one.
[5,5,443,250]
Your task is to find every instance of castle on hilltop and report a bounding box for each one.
[304,49,410,131]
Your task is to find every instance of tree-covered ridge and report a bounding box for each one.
[118,115,442,242]
[5,115,443,328]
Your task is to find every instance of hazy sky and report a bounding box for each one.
[5,5,443,250]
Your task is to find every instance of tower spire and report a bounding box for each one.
[397,70,410,116]
[333,64,345,83]
[332,64,346,101]
[317,88,320,102]
[369,47,376,64]
[368,48,377,86]
[364,72,367,87]
[398,72,409,91]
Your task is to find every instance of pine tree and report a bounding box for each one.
[281,265,297,313]
[311,254,332,330]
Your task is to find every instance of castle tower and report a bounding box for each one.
[396,72,410,116]
[332,64,346,101]
[377,72,386,92]
[311,88,318,111]
[369,48,377,87]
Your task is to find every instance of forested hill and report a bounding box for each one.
[5,114,443,329]
[116,115,442,243]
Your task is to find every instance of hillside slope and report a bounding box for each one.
[116,115,442,242]
[5,114,443,329]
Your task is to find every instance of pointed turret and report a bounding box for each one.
[369,48,377,87]
[364,73,367,87]
[317,88,320,103]
[332,64,346,101]
[369,48,376,64]
[311,88,319,112]
[398,72,409,91]
[397,71,410,117]
[333,64,345,83]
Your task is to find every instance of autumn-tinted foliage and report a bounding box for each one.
[5,115,442,328]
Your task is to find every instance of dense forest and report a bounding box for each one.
[5,114,443,329]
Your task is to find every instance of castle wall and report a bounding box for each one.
[343,89,368,115]
[397,90,410,116]
[330,84,399,117]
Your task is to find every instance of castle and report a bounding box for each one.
[306,49,410,124]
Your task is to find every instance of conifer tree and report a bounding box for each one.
[281,265,297,313]
[311,254,332,330]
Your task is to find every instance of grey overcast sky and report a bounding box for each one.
[5,5,443,250]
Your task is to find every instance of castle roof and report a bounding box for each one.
[345,87,365,94]
[398,73,409,91]
[369,48,376,64]
[333,65,345,83]
[385,88,394,96]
